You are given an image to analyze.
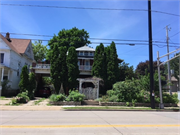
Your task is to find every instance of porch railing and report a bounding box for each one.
[35,64,50,69]
[33,64,92,71]
[79,65,92,71]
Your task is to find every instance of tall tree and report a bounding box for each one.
[28,72,36,99]
[47,27,90,60]
[92,43,105,79]
[119,62,136,81]
[106,41,119,90]
[135,60,165,76]
[19,65,29,93]
[32,40,47,62]
[66,47,79,90]
[50,42,65,93]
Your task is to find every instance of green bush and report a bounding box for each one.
[16,91,30,103]
[49,94,66,102]
[163,93,179,104]
[66,90,85,102]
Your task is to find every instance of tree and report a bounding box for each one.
[47,27,90,60]
[32,40,47,62]
[28,72,36,99]
[66,47,79,90]
[165,53,179,81]
[106,41,119,90]
[50,45,67,94]
[135,60,165,76]
[92,43,105,79]
[119,62,136,81]
[19,65,29,93]
[47,28,90,93]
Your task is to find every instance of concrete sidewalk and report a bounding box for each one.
[0,106,62,111]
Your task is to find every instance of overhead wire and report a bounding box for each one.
[1,3,180,17]
[0,32,179,46]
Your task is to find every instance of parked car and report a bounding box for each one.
[39,87,51,97]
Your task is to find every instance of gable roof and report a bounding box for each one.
[10,38,31,54]
[76,45,95,52]
[0,34,31,54]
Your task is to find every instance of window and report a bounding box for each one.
[0,53,4,63]
[89,52,94,56]
[80,52,83,56]
[17,69,19,76]
[84,52,88,56]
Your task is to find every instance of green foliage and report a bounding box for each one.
[106,42,119,90]
[126,102,130,106]
[132,99,137,107]
[19,65,29,93]
[50,46,67,94]
[47,27,90,53]
[118,62,136,81]
[32,40,47,62]
[66,90,85,102]
[28,73,36,99]
[163,93,179,104]
[49,94,66,102]
[92,43,105,79]
[16,91,29,103]
[66,47,79,90]
[165,53,179,81]
[135,60,165,76]
[42,77,52,85]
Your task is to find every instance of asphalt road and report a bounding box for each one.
[0,111,180,135]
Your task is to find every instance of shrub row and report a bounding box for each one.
[49,90,85,102]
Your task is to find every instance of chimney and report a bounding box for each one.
[6,32,11,42]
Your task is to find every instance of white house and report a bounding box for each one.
[0,33,34,95]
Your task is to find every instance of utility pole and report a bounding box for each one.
[166,26,172,95]
[148,0,155,109]
[179,55,180,91]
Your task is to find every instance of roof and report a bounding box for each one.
[10,38,31,54]
[76,45,95,52]
[171,76,178,82]
[0,34,31,54]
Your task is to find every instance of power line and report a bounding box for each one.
[2,37,178,48]
[1,32,179,45]
[1,3,180,17]
[170,31,180,38]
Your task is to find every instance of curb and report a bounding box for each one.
[63,109,180,112]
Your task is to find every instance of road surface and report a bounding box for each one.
[0,111,180,135]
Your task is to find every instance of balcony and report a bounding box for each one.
[79,65,92,71]
[32,64,92,75]
[35,64,50,69]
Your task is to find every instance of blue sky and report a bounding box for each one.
[0,0,179,69]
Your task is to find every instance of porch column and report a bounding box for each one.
[97,80,99,99]
[79,79,82,93]
[8,70,10,81]
[1,68,4,82]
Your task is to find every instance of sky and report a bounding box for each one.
[0,0,179,70]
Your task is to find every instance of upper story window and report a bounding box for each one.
[0,53,4,63]
[79,52,83,56]
[84,52,88,56]
[89,52,94,56]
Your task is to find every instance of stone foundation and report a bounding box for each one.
[49,101,81,105]
[99,102,178,107]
